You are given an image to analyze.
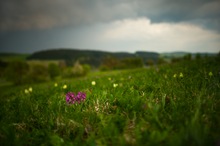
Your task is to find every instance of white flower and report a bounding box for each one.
[29,87,32,92]
[113,83,118,88]
[24,89,29,94]
[63,85,67,89]
[91,81,96,86]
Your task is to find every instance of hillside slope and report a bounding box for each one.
[27,49,159,67]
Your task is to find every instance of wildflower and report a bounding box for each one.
[113,83,118,88]
[173,74,177,78]
[24,89,29,94]
[108,77,111,81]
[54,83,58,87]
[91,81,96,86]
[179,72,183,78]
[29,87,32,92]
[209,71,213,77]
[66,92,86,104]
[63,84,67,89]
[94,99,99,112]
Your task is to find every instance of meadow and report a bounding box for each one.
[0,56,220,146]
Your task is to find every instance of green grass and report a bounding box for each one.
[0,57,220,146]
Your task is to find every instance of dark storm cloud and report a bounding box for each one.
[0,0,136,31]
[135,0,220,30]
[0,0,219,31]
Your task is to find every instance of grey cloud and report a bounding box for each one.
[0,0,136,31]
[135,0,220,30]
[0,0,219,31]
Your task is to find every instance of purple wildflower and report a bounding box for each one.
[66,92,86,104]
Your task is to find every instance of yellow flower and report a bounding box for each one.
[108,77,111,81]
[173,74,177,78]
[24,89,29,94]
[29,87,32,92]
[113,83,118,88]
[54,83,58,87]
[91,81,96,86]
[63,85,67,89]
[179,72,183,78]
[209,72,213,77]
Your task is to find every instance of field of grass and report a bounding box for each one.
[0,57,220,146]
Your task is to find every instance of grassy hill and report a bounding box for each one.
[0,56,219,145]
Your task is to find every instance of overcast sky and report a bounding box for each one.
[0,0,220,53]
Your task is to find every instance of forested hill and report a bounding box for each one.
[27,49,159,66]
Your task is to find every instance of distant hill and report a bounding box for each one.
[161,51,217,58]
[0,53,29,61]
[27,48,160,67]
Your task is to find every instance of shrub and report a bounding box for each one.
[27,64,50,83]
[62,67,74,78]
[72,61,84,77]
[4,61,29,85]
[99,65,110,71]
[157,58,167,65]
[48,63,60,80]
[120,57,144,69]
[82,64,91,75]
[146,59,154,66]
[0,60,8,77]
[100,56,121,70]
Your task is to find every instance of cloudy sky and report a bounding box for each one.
[0,0,220,54]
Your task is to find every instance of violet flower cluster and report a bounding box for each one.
[66,92,86,104]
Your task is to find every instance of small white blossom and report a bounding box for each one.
[29,87,32,92]
[63,85,67,89]
[113,83,118,88]
[24,89,29,94]
[91,81,96,86]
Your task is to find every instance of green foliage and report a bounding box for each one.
[0,56,220,145]
[61,67,74,78]
[146,59,154,66]
[3,60,29,85]
[72,61,84,77]
[100,57,144,71]
[183,53,192,61]
[62,62,91,78]
[27,64,50,83]
[100,56,121,70]
[48,63,60,80]
[120,57,144,69]
[82,64,91,75]
[157,57,167,65]
[0,59,8,77]
[171,57,182,63]
[195,53,201,60]
[99,65,110,71]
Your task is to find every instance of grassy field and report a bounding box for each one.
[0,57,220,146]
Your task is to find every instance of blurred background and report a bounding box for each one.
[0,0,220,85]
